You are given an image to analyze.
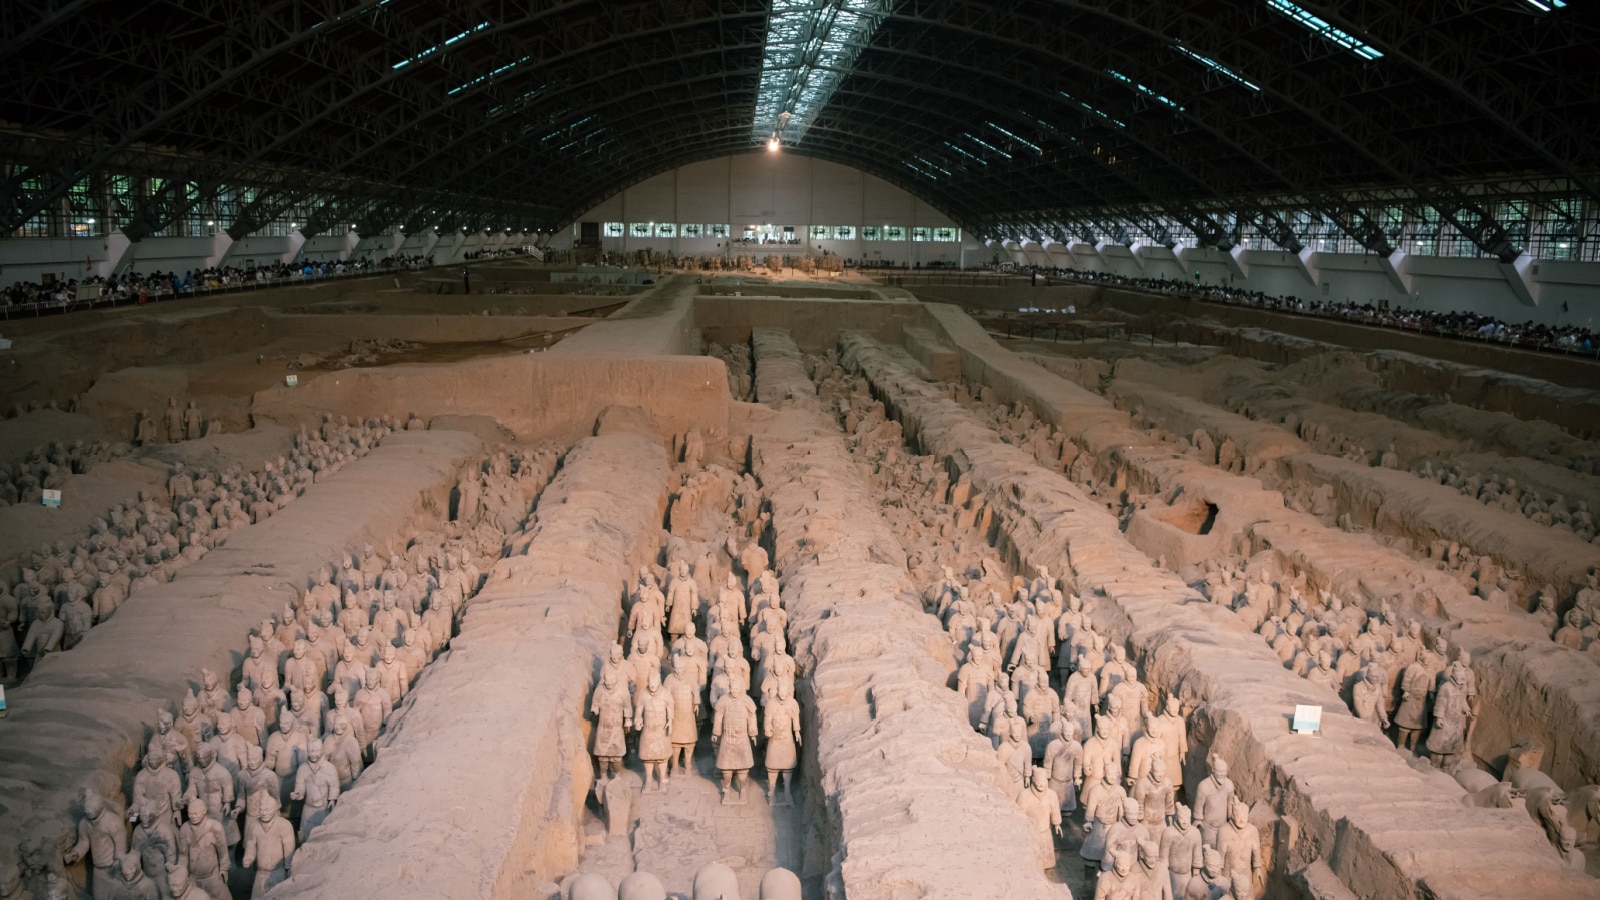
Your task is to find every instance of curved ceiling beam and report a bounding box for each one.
[1009,0,1529,259]
[855,9,1399,250]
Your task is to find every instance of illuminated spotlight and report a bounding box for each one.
[767,136,781,152]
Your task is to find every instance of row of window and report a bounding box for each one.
[600,222,961,242]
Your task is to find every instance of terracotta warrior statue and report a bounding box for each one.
[663,654,701,778]
[1193,756,1235,848]
[240,791,295,898]
[633,671,674,793]
[1426,664,1471,770]
[590,667,631,779]
[712,680,758,804]
[64,788,127,898]
[764,681,802,807]
[1216,799,1263,898]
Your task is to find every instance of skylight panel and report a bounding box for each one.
[962,133,1011,159]
[393,21,490,70]
[1105,69,1186,112]
[1266,0,1383,60]
[751,0,892,144]
[986,122,1042,153]
[1172,45,1260,91]
[1060,91,1127,129]
[449,56,530,96]
[943,141,988,165]
[1520,0,1566,9]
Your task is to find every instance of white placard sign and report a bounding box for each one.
[285,374,299,387]
[1292,704,1322,735]
[41,489,62,508]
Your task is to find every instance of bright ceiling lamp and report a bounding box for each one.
[751,0,891,145]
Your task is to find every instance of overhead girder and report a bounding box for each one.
[383,47,768,213]
[970,0,1533,260]
[1,0,730,233]
[1312,0,1600,203]
[829,10,1349,250]
[1,0,1595,252]
[303,4,769,183]
[872,0,1508,254]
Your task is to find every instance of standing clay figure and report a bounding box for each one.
[1193,756,1235,848]
[111,852,157,900]
[165,399,183,444]
[662,655,701,777]
[712,681,758,805]
[1134,757,1176,827]
[591,668,631,779]
[20,599,63,663]
[59,591,93,650]
[1018,766,1063,870]
[0,588,19,682]
[1127,712,1165,788]
[1080,766,1128,877]
[1394,652,1434,752]
[1161,804,1203,899]
[594,772,633,843]
[454,462,481,524]
[185,744,235,843]
[325,718,364,788]
[1352,665,1390,731]
[237,746,280,823]
[666,561,699,638]
[1137,838,1174,900]
[1043,718,1083,816]
[1184,847,1231,900]
[177,798,230,899]
[1426,666,1471,770]
[670,619,709,694]
[1447,650,1478,743]
[240,791,295,898]
[264,710,310,806]
[290,739,341,841]
[233,688,267,749]
[1092,849,1139,900]
[136,411,159,446]
[64,788,128,898]
[183,401,203,440]
[133,748,182,823]
[764,681,802,807]
[130,796,180,899]
[1216,799,1262,898]
[1082,716,1124,808]
[1151,695,1189,791]
[633,671,674,793]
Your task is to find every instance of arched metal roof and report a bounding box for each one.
[1,0,1596,258]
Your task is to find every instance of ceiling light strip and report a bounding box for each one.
[751,0,892,144]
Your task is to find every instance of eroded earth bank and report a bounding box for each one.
[1,266,1596,900]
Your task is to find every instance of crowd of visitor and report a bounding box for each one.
[1031,266,1599,356]
[0,254,435,315]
